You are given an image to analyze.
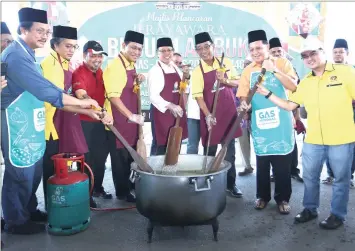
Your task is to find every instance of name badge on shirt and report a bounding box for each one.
[172,82,179,93]
[327,75,342,87]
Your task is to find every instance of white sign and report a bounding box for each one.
[255,107,280,130]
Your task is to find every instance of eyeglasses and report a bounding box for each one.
[195,44,212,52]
[270,49,282,56]
[34,28,52,37]
[65,44,80,51]
[158,48,174,54]
[301,50,319,60]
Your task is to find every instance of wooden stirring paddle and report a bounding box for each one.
[205,68,267,174]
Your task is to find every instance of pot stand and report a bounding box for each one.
[146,217,219,243]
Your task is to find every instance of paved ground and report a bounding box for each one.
[1,126,355,251]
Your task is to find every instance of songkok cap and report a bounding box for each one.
[124,30,144,45]
[269,37,282,49]
[333,39,348,50]
[248,30,267,44]
[1,22,11,35]
[18,7,48,24]
[194,32,213,46]
[53,25,77,40]
[157,37,173,49]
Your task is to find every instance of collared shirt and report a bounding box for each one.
[72,63,106,121]
[191,57,239,99]
[41,49,69,140]
[289,62,355,145]
[147,60,183,113]
[236,57,297,98]
[1,37,63,110]
[103,52,135,116]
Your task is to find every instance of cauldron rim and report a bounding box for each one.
[133,154,231,178]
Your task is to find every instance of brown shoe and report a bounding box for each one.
[238,167,254,176]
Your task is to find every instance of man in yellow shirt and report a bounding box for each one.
[103,30,145,203]
[41,25,108,208]
[191,32,242,198]
[237,30,298,214]
[256,36,355,230]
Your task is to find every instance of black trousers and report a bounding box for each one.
[111,146,135,197]
[272,141,300,176]
[256,153,292,203]
[42,136,59,208]
[81,121,116,192]
[152,145,167,156]
[203,140,236,189]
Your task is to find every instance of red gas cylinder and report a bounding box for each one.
[47,153,91,235]
[49,153,88,186]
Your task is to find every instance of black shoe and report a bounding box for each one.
[238,167,254,176]
[319,214,344,230]
[6,220,46,235]
[1,240,4,249]
[126,192,136,203]
[30,209,47,222]
[1,218,5,230]
[294,208,318,224]
[291,173,304,183]
[227,186,243,198]
[117,192,136,203]
[270,175,275,182]
[93,188,113,199]
[90,197,98,208]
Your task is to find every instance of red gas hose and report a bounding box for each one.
[83,162,137,211]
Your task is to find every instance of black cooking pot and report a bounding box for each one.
[130,154,231,226]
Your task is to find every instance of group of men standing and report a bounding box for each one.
[1,6,355,244]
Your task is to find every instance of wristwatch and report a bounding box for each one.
[265,91,273,99]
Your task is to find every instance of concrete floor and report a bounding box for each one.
[1,129,355,251]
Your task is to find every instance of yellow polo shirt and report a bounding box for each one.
[237,57,297,98]
[103,52,135,129]
[41,50,68,140]
[289,63,355,145]
[191,57,239,98]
